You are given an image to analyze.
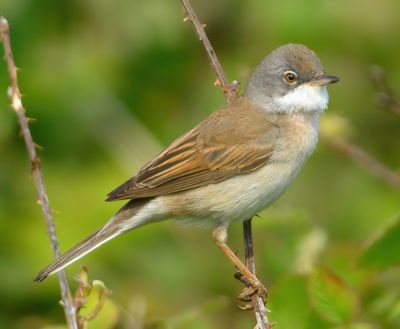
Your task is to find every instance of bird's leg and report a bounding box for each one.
[212,226,267,302]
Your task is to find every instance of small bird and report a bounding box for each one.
[34,44,339,298]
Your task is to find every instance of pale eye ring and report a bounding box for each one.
[284,71,297,83]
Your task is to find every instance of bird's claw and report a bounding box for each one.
[238,283,268,303]
[234,270,268,304]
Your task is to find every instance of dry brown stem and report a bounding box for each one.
[243,219,273,329]
[327,137,400,190]
[179,2,271,328]
[0,17,78,329]
[180,0,237,103]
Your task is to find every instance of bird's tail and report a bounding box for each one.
[34,198,150,282]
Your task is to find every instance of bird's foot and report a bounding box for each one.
[234,270,268,304]
[238,282,268,303]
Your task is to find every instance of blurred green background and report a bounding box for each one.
[1,0,400,328]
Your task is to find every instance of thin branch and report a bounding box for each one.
[370,65,400,117]
[0,17,78,329]
[243,219,272,329]
[178,2,271,327]
[326,137,400,190]
[180,0,238,103]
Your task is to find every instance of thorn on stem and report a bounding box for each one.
[0,17,9,32]
[27,117,37,124]
[12,94,23,111]
[214,79,230,95]
[34,143,43,151]
[32,155,41,171]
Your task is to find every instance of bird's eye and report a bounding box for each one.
[284,71,297,83]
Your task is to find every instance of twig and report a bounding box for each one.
[179,2,271,327]
[243,219,272,329]
[0,17,78,329]
[327,137,400,190]
[370,65,400,117]
[180,0,238,103]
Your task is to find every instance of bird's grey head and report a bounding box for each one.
[245,44,339,114]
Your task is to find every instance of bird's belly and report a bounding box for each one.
[164,159,304,227]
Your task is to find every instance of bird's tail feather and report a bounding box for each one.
[34,198,150,282]
[34,224,122,282]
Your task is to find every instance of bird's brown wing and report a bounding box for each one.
[106,106,278,201]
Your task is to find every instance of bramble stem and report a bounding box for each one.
[180,0,236,103]
[0,17,78,329]
[244,219,272,329]
[178,2,271,327]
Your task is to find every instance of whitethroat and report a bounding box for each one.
[34,44,339,301]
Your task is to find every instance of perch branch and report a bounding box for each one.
[180,0,238,103]
[0,17,78,329]
[179,2,271,327]
[243,219,273,329]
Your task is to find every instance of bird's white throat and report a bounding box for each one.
[273,85,329,114]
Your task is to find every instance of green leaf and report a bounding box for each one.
[304,307,332,329]
[269,276,311,329]
[75,267,119,329]
[82,299,119,329]
[361,215,400,269]
[309,267,358,325]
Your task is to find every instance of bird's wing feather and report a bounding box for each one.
[106,106,278,201]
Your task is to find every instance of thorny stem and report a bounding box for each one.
[244,219,272,329]
[180,3,399,327]
[180,0,237,103]
[179,1,271,328]
[0,17,78,329]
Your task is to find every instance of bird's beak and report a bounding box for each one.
[309,74,340,86]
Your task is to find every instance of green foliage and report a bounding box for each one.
[361,215,400,269]
[75,267,119,329]
[147,297,229,329]
[0,1,400,329]
[309,267,358,326]
[269,276,310,329]
[341,324,376,329]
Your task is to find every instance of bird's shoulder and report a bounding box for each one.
[198,97,282,145]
